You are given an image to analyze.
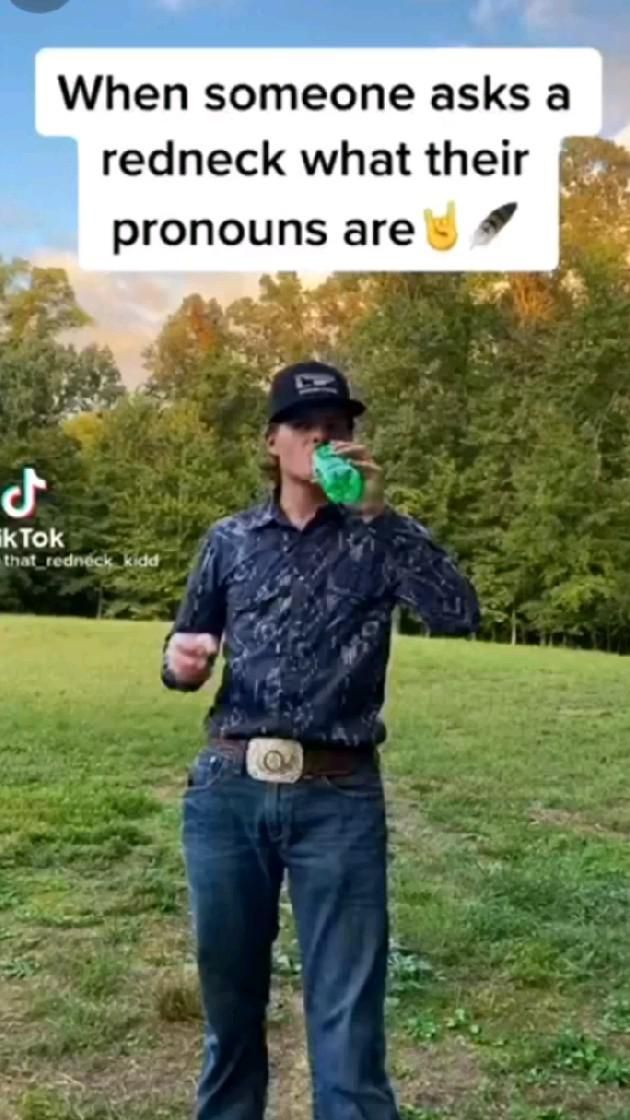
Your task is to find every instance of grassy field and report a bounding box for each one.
[2,615,630,1120]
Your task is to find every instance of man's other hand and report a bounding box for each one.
[165,632,220,686]
[330,440,386,518]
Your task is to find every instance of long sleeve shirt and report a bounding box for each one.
[161,495,480,749]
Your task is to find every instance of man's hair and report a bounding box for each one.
[261,422,281,488]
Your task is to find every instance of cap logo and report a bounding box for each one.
[294,372,340,396]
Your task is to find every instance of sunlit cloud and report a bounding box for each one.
[31,251,328,388]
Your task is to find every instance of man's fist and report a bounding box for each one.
[165,632,220,686]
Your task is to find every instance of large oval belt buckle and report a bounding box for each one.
[247,739,304,783]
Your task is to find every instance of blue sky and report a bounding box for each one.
[1,0,629,383]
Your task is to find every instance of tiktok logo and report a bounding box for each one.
[1,468,48,520]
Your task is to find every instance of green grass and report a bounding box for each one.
[1,614,630,1118]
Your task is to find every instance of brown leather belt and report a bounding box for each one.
[211,736,376,781]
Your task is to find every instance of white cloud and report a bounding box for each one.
[32,252,261,387]
[523,0,575,28]
[470,0,514,27]
[469,0,630,43]
[31,251,329,389]
[153,0,231,10]
[603,56,630,135]
[0,202,40,230]
[471,0,575,30]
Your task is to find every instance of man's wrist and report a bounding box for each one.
[361,500,387,522]
[359,474,386,520]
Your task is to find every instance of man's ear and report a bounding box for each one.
[266,423,279,454]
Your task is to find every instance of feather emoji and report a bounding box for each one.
[471,202,517,247]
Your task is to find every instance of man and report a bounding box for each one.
[162,360,480,1120]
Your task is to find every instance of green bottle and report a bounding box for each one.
[313,444,365,505]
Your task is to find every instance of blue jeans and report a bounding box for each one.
[182,744,400,1120]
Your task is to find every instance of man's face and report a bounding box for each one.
[267,407,353,484]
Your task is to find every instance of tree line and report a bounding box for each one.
[2,136,630,652]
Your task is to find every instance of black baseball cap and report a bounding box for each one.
[268,361,366,424]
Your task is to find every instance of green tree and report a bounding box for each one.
[560,137,630,264]
[82,391,264,620]
[0,258,90,341]
[143,293,228,395]
[0,337,123,437]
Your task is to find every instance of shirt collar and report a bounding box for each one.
[249,494,283,529]
[250,490,347,531]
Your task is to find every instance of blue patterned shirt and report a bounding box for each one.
[161,495,480,749]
